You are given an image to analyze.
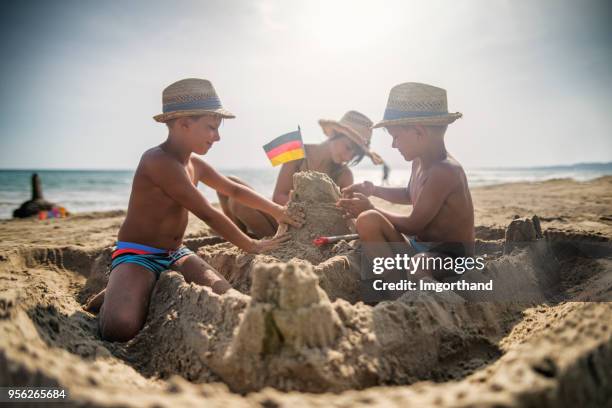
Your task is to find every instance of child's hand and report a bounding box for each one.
[83,289,106,314]
[336,193,374,218]
[250,232,291,254]
[274,204,305,228]
[341,181,375,198]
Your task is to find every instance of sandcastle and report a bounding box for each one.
[128,260,513,393]
[272,171,351,258]
[198,171,362,300]
[122,171,592,392]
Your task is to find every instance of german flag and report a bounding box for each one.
[262,129,305,166]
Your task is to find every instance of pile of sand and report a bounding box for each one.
[1,174,611,406]
[198,171,361,299]
[270,171,353,263]
[126,260,514,393]
[117,171,601,393]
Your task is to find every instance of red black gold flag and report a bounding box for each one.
[262,129,305,166]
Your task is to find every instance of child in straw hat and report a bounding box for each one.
[87,78,304,342]
[218,110,385,238]
[337,83,475,281]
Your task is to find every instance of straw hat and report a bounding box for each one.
[373,82,462,128]
[319,110,383,165]
[153,78,235,123]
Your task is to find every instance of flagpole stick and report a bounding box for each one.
[298,125,309,171]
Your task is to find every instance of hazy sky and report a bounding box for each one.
[1,0,611,170]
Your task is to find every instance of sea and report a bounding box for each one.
[1,162,611,220]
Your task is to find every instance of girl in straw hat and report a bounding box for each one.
[338,83,475,284]
[218,110,385,238]
[88,78,305,342]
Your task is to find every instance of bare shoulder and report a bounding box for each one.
[337,165,352,177]
[303,143,315,154]
[141,146,171,165]
[335,165,354,188]
[279,156,303,175]
[428,157,464,187]
[446,155,468,179]
[139,146,182,176]
[439,155,465,172]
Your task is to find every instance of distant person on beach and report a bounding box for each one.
[88,78,304,342]
[218,111,384,238]
[12,173,56,218]
[337,83,474,280]
[381,162,390,185]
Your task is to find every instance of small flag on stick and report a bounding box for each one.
[263,128,305,167]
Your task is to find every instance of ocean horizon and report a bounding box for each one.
[1,162,611,220]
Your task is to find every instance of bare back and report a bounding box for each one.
[409,155,475,250]
[118,147,198,250]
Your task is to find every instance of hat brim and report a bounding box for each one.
[153,108,236,123]
[318,119,384,165]
[372,112,462,129]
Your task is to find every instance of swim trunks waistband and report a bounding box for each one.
[109,241,194,279]
[112,241,168,259]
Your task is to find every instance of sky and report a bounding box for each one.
[0,0,611,170]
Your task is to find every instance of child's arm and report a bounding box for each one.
[194,157,304,227]
[342,181,411,204]
[372,185,411,204]
[146,155,288,253]
[339,166,458,235]
[379,166,458,234]
[272,160,302,205]
[335,167,355,190]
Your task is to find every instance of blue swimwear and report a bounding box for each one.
[110,241,194,279]
[407,236,434,253]
[404,235,467,258]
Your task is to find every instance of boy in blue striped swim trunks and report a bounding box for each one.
[86,79,304,342]
[337,83,474,282]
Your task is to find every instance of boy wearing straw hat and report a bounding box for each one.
[338,83,474,281]
[93,78,304,342]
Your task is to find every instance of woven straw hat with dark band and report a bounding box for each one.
[153,78,235,123]
[373,82,462,129]
[319,110,383,165]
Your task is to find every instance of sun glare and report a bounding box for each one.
[304,0,395,50]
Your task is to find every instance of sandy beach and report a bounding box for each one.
[1,176,611,407]
[3,0,611,405]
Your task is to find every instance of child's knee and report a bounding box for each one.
[216,190,228,200]
[99,309,143,342]
[230,199,247,217]
[217,176,242,201]
[356,210,383,233]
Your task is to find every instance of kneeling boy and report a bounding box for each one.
[337,82,474,280]
[91,78,303,342]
